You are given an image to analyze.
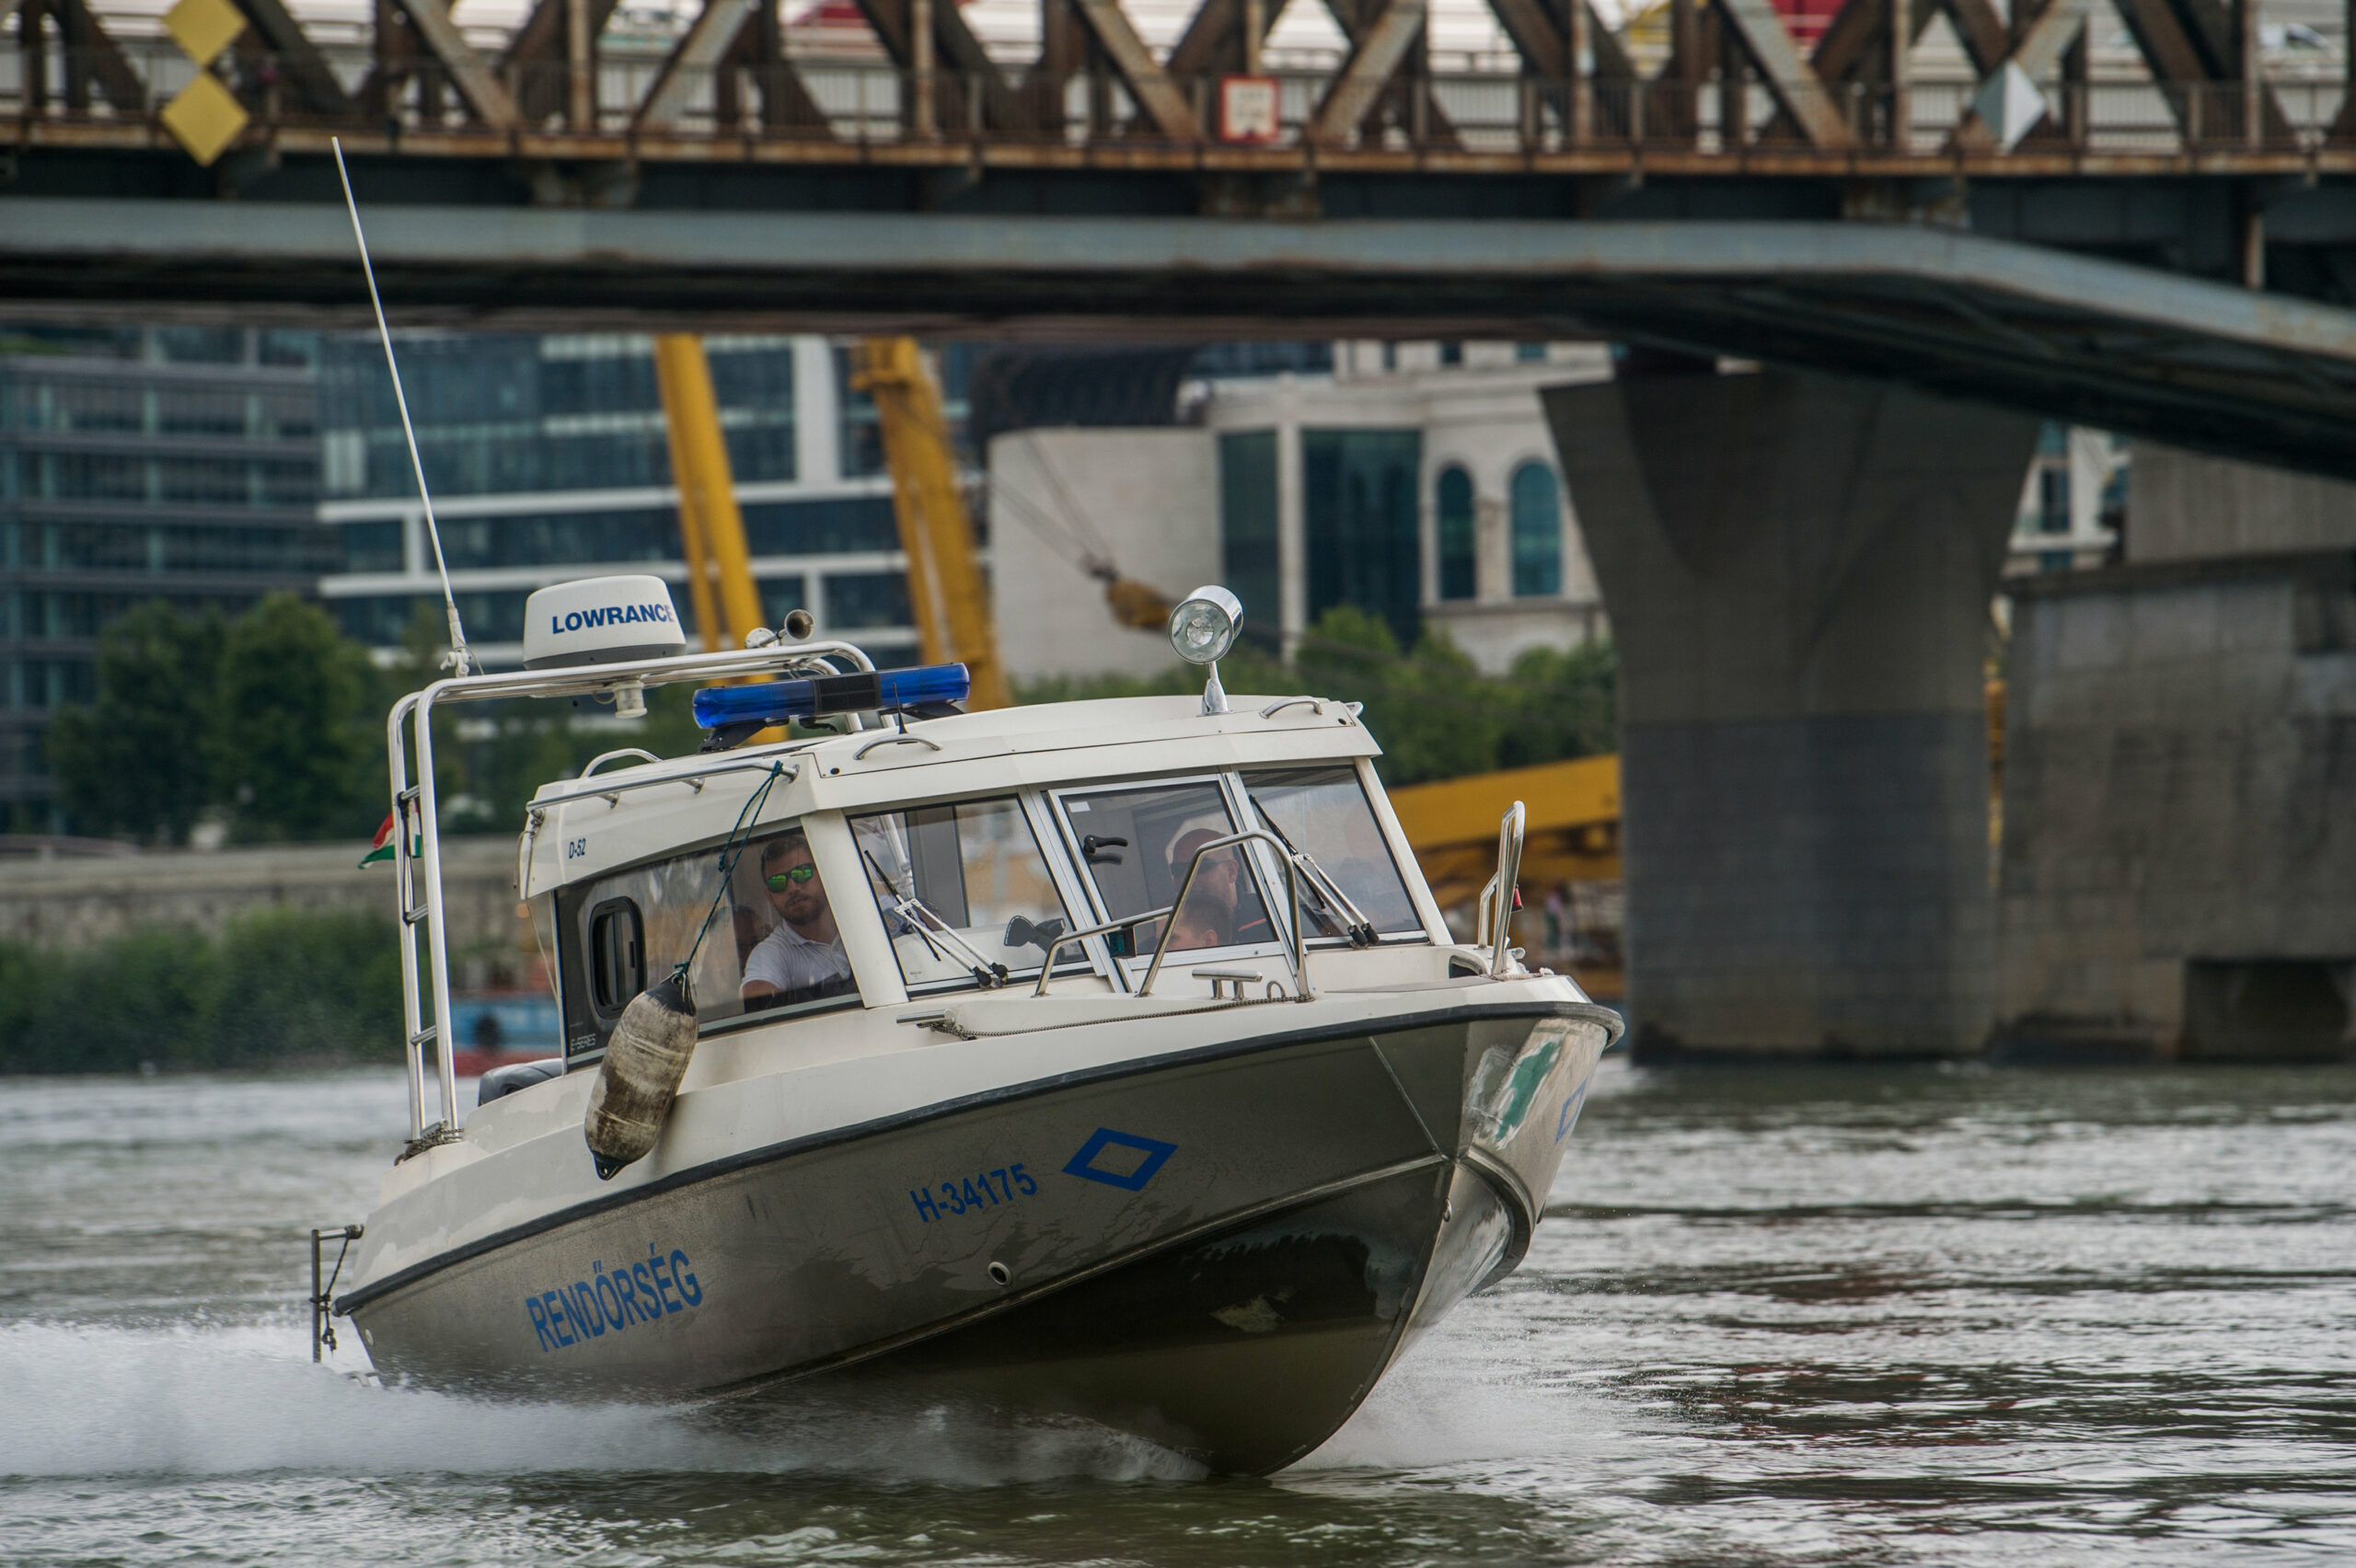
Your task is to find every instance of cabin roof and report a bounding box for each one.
[518,691,1379,898]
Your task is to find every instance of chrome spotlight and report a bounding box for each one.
[1168,585,1242,715]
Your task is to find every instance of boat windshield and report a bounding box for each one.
[556,820,860,1061]
[1054,778,1276,957]
[1240,765,1423,939]
[851,797,1083,991]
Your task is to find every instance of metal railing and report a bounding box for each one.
[1029,907,1172,997]
[1473,801,1525,979]
[386,636,873,1147]
[8,26,2353,166]
[1138,828,1315,1001]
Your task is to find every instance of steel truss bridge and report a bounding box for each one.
[12,0,2356,168]
[6,0,2356,473]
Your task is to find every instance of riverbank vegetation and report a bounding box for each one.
[0,907,401,1074]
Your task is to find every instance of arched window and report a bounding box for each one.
[1435,465,1476,601]
[1510,461,1562,597]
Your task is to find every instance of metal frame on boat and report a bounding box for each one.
[383,637,877,1148]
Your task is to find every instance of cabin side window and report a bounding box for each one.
[586,898,645,1014]
[557,819,860,1062]
[851,797,1087,992]
[1238,765,1426,940]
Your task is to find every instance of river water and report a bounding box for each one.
[1,1061,2350,1566]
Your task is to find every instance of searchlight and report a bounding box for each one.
[1168,585,1242,716]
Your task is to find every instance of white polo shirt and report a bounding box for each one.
[742,919,851,994]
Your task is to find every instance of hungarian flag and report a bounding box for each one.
[360,810,401,868]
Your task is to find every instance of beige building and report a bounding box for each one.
[988,341,1611,682]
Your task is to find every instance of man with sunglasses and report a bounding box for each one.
[740,829,853,1006]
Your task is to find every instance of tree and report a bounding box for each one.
[44,601,224,845]
[1294,607,1507,786]
[1497,640,1618,769]
[49,593,731,848]
[210,593,382,841]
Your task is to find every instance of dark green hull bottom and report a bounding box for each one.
[791,1158,1514,1474]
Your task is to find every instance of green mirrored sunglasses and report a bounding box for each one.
[765,865,817,891]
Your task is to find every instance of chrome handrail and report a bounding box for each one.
[525,757,796,814]
[1030,907,1174,997]
[853,732,943,760]
[581,747,661,777]
[1489,801,1527,978]
[1138,828,1314,1001]
[1255,695,1359,726]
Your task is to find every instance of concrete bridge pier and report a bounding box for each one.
[1542,367,2038,1060]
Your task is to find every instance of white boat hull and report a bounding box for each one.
[340,983,1614,1472]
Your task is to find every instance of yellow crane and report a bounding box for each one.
[651,335,767,654]
[652,334,1013,714]
[655,332,1174,708]
[1384,754,1622,905]
[855,339,1012,710]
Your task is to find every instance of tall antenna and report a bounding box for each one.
[331,138,471,677]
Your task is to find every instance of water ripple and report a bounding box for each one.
[0,1063,2350,1566]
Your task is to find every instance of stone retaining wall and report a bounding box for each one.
[0,837,533,963]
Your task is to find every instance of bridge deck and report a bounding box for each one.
[6,201,2351,479]
[8,0,2356,476]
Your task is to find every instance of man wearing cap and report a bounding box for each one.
[1165,826,1246,951]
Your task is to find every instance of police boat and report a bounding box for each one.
[329,573,1620,1474]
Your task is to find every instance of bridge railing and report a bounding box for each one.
[7,6,2353,167]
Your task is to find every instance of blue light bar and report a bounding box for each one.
[692,663,971,730]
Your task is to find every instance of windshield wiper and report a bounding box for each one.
[1249,803,1377,948]
[862,849,1011,987]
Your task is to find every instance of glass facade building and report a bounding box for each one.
[1301,429,1423,649]
[316,332,948,669]
[0,327,329,832]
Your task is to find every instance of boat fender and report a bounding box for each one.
[583,974,698,1180]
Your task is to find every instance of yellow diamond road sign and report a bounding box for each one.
[163,0,246,67]
[161,73,250,167]
[162,0,245,67]
[159,0,248,167]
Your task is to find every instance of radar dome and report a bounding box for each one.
[523,576,688,669]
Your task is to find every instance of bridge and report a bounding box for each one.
[8,0,2356,1062]
[9,0,2356,470]
[12,0,2356,194]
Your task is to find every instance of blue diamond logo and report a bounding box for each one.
[1062,1127,1177,1191]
